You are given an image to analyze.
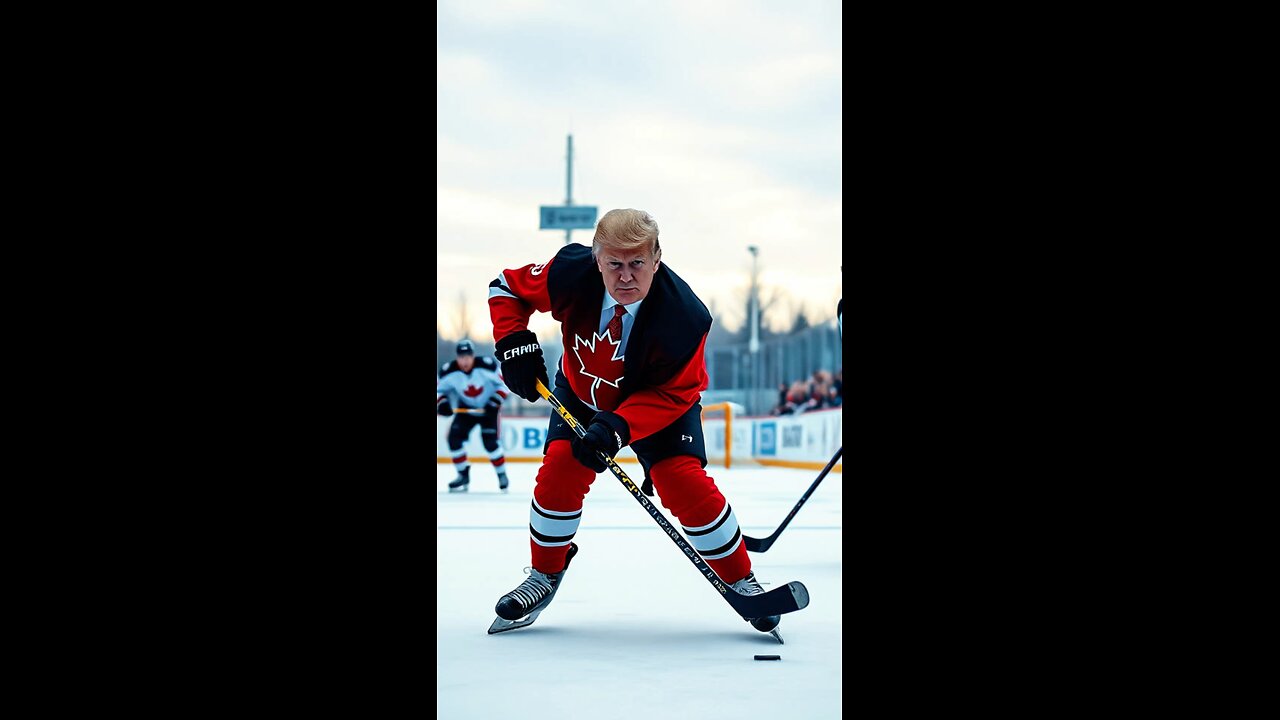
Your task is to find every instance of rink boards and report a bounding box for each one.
[436,407,841,471]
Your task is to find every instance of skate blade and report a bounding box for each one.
[769,628,784,644]
[487,609,543,634]
[448,486,469,493]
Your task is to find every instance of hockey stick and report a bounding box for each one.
[534,379,809,621]
[744,446,842,553]
[452,407,487,415]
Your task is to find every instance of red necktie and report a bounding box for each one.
[607,304,626,342]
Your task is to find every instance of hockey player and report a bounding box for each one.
[486,208,780,634]
[437,339,511,492]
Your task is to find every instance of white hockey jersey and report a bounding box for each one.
[436,356,510,410]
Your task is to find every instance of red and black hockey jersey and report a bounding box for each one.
[488,243,712,442]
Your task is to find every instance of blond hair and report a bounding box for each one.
[592,208,662,260]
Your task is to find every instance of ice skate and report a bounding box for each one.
[488,543,578,634]
[448,467,470,492]
[498,471,509,493]
[731,572,784,643]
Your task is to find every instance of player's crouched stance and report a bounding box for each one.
[484,208,780,636]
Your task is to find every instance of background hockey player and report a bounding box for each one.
[486,208,781,634]
[437,339,511,492]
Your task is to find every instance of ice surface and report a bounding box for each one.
[437,461,842,719]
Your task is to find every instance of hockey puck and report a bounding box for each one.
[754,655,781,661]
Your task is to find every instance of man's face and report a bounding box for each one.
[596,246,660,304]
[458,354,475,372]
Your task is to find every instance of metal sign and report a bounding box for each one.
[540,205,597,230]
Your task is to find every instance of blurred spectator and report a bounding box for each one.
[771,383,792,416]
[802,369,832,412]
[826,385,841,407]
[787,380,811,413]
[771,369,842,414]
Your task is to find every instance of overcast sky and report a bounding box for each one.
[437,0,842,342]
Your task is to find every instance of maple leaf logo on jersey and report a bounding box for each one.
[463,385,484,398]
[572,329,625,410]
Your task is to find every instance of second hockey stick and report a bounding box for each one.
[744,446,842,553]
[535,379,809,621]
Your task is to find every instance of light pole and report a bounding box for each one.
[564,134,573,245]
[747,246,760,355]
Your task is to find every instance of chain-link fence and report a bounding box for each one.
[703,320,842,416]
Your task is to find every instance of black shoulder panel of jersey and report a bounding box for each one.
[546,243,604,321]
[439,360,460,378]
[477,356,498,371]
[622,261,712,391]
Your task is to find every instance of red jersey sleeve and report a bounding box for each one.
[488,257,556,340]
[613,335,710,443]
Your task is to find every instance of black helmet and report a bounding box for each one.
[456,340,475,356]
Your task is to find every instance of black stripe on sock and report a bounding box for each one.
[529,525,576,545]
[684,505,731,537]
[530,502,582,521]
[700,528,743,558]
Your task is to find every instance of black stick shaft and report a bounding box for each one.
[744,446,842,552]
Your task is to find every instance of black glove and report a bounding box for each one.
[571,411,630,473]
[436,398,453,417]
[495,330,548,403]
[485,397,502,416]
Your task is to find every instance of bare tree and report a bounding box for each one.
[724,284,789,339]
[759,287,786,335]
[788,302,812,335]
